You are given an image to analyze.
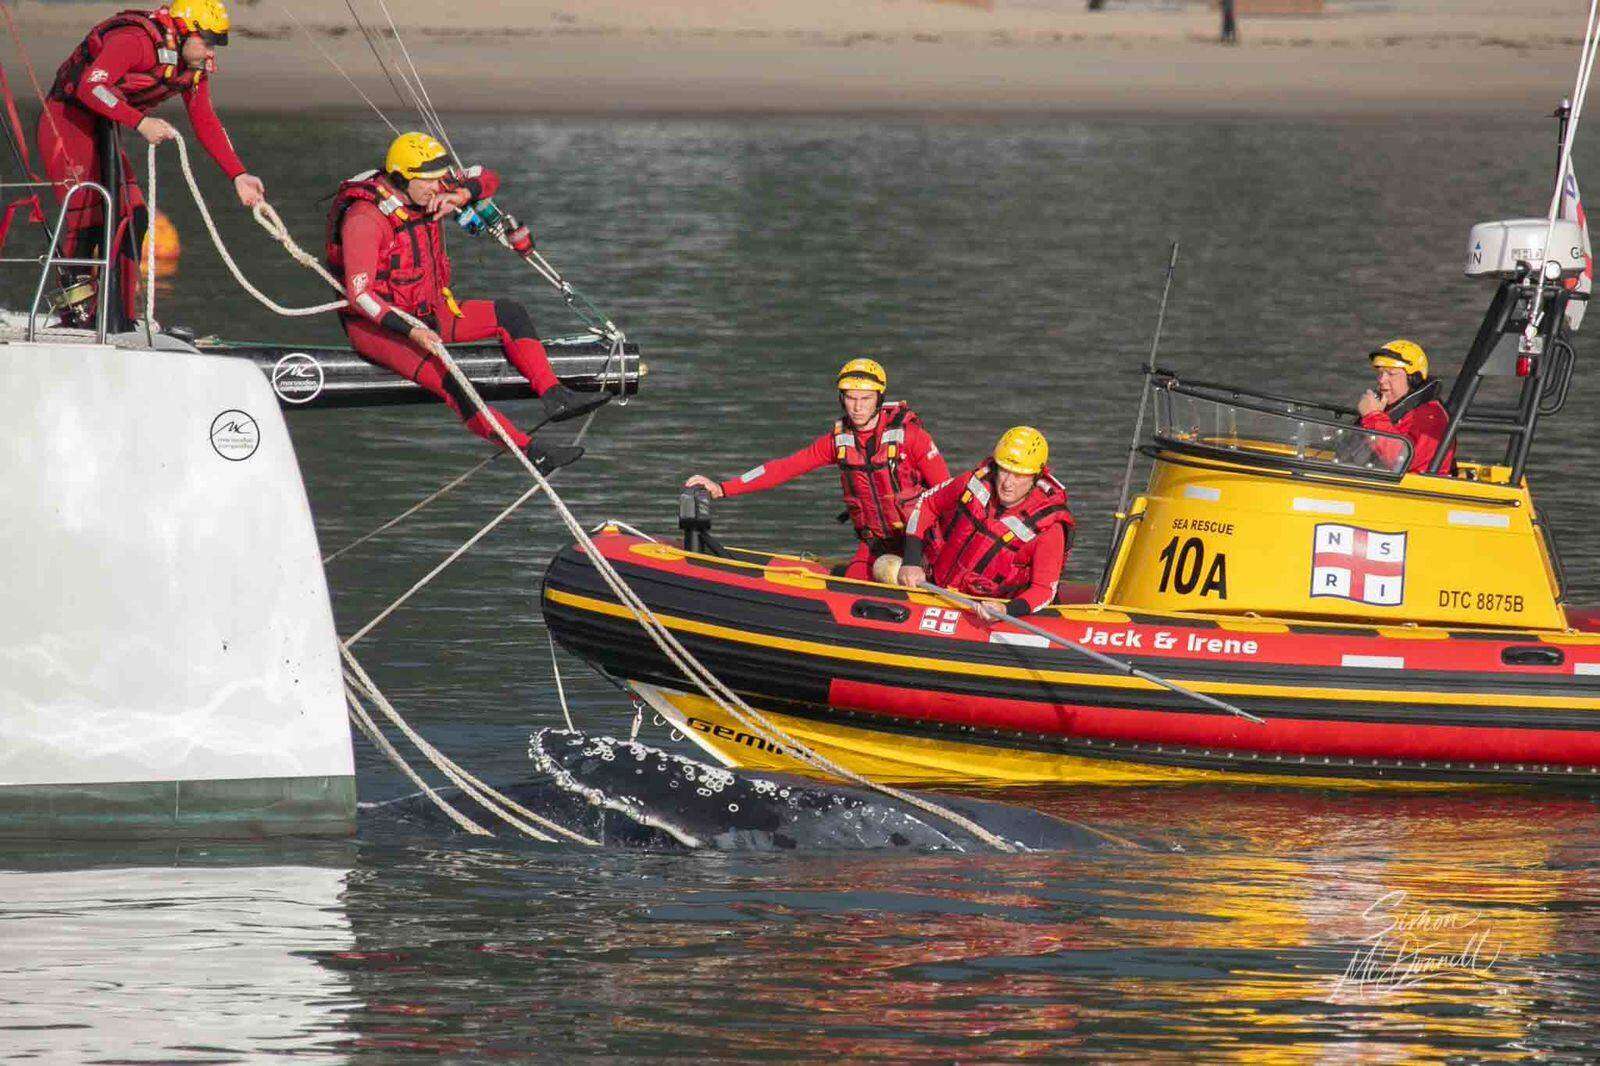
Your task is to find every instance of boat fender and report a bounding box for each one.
[871,553,903,585]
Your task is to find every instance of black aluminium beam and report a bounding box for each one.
[197,335,645,410]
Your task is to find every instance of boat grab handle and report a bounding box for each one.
[1501,645,1564,667]
[851,599,911,624]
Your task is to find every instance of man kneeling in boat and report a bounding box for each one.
[1356,339,1456,475]
[898,426,1073,620]
[683,358,949,579]
[327,132,603,471]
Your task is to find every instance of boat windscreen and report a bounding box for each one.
[1155,385,1412,477]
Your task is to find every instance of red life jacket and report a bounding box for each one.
[833,402,936,543]
[325,172,454,321]
[50,9,206,111]
[929,463,1073,600]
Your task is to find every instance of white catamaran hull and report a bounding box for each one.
[0,341,354,837]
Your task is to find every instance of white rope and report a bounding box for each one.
[162,134,1008,851]
[344,657,599,845]
[549,632,576,731]
[341,407,598,648]
[592,519,656,542]
[343,481,542,649]
[411,329,1019,852]
[169,135,347,316]
[144,142,156,344]
[323,452,499,564]
[347,690,490,836]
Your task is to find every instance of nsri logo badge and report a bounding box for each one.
[1310,524,1406,606]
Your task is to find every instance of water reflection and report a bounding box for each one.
[290,788,1600,1059]
[0,854,356,1061]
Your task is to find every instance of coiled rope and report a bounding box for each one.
[158,135,1018,853]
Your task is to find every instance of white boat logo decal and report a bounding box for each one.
[209,410,260,462]
[271,352,325,405]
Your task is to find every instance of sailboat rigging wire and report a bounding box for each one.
[274,2,400,135]
[342,0,427,128]
[1526,0,1600,347]
[372,0,464,170]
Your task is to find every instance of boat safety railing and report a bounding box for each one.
[2,179,116,344]
[1152,376,1413,480]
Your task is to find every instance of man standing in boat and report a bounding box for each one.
[683,359,949,579]
[898,426,1073,619]
[326,132,604,471]
[39,0,265,325]
[1356,339,1456,475]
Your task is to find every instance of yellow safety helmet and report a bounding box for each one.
[1368,338,1429,379]
[993,426,1048,476]
[170,0,230,44]
[385,132,454,181]
[836,357,888,394]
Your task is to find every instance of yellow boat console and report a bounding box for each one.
[1100,380,1566,631]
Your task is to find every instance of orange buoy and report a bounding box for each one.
[141,210,180,279]
[143,210,180,262]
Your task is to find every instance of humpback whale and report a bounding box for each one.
[364,730,1116,852]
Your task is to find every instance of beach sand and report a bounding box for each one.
[1,0,1591,116]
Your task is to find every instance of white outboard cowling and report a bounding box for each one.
[1465,218,1589,279]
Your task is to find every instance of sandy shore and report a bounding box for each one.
[3,0,1592,115]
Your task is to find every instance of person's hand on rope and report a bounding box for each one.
[233,173,265,208]
[424,186,472,221]
[409,323,444,353]
[136,116,179,145]
[683,475,724,499]
[898,565,927,589]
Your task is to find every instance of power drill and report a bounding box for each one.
[457,197,534,257]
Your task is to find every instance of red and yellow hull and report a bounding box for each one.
[541,534,1600,788]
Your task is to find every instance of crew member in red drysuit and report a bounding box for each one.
[37,1,264,323]
[683,358,949,580]
[1356,338,1456,475]
[899,426,1073,619]
[326,131,603,470]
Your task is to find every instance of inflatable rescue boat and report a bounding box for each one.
[544,147,1600,790]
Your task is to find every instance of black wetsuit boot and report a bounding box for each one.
[540,384,611,424]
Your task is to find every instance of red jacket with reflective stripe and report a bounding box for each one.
[326,168,499,328]
[49,12,244,178]
[908,462,1073,614]
[720,403,948,543]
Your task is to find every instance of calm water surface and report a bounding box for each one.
[7,114,1600,1060]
